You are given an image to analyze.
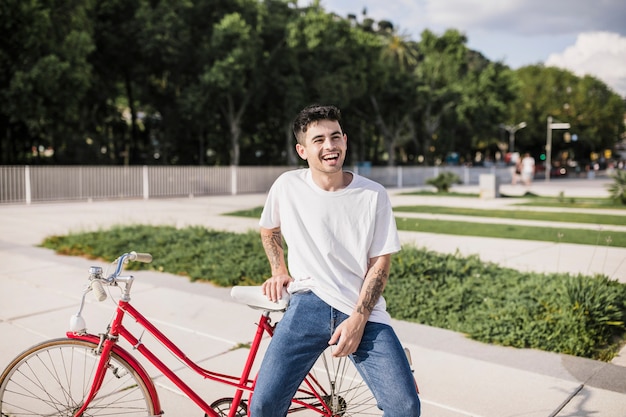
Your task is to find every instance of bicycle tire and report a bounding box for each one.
[209,397,248,417]
[0,338,157,416]
[294,347,382,416]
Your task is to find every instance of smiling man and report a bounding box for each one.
[250,104,421,417]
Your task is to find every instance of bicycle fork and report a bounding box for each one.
[72,334,117,416]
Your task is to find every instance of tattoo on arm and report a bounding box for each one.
[262,230,283,270]
[356,268,387,315]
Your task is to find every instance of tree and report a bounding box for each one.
[413,29,468,165]
[411,29,518,166]
[88,0,144,165]
[454,60,518,163]
[0,0,94,164]
[135,0,197,165]
[366,25,420,166]
[284,4,385,165]
[190,0,298,166]
[510,65,625,167]
[242,0,302,166]
[1,1,622,168]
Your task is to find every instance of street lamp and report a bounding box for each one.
[502,122,527,153]
[545,116,570,182]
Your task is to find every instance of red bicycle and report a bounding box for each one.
[0,251,415,416]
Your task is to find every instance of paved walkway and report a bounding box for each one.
[1,177,625,416]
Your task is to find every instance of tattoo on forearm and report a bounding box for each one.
[262,230,283,270]
[356,268,387,315]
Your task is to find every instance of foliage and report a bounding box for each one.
[425,172,462,192]
[387,246,626,360]
[40,225,626,361]
[414,30,519,165]
[1,1,622,166]
[607,170,626,205]
[41,225,269,286]
[507,65,625,164]
[0,0,95,164]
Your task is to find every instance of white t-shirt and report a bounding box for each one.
[259,169,401,324]
[521,156,535,175]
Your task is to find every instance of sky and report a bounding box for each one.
[319,0,626,98]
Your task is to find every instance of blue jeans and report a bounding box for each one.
[249,291,420,417]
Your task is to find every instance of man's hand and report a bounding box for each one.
[262,274,293,302]
[328,315,366,357]
[328,254,391,357]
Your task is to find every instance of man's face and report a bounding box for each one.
[296,120,347,174]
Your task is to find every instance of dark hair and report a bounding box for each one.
[292,104,342,144]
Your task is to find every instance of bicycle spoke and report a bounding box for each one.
[295,348,382,416]
[1,339,155,417]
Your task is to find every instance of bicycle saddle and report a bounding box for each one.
[230,286,290,312]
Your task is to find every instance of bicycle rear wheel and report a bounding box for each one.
[209,396,248,416]
[0,338,156,416]
[294,346,382,416]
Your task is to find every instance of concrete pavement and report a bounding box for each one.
[1,177,626,416]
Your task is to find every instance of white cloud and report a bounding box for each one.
[320,0,626,95]
[546,32,626,97]
[425,0,626,36]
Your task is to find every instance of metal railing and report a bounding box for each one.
[0,165,510,205]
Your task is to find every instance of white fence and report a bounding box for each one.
[0,165,510,204]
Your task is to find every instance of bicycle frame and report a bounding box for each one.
[67,288,335,417]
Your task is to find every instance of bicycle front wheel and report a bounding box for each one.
[0,338,156,416]
[295,347,382,416]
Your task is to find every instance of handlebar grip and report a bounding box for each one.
[130,251,153,263]
[91,280,108,302]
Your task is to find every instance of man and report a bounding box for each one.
[250,104,420,417]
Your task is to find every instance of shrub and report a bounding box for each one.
[41,226,626,361]
[40,225,270,286]
[387,246,626,360]
[607,170,626,205]
[426,172,462,193]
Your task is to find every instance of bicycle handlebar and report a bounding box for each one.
[109,251,152,277]
[129,251,153,263]
[70,251,153,333]
[89,251,153,303]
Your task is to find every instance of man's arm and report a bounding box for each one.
[260,226,293,302]
[355,255,390,317]
[329,254,391,357]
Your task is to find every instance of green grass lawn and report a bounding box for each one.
[513,195,626,210]
[393,205,626,226]
[395,217,625,247]
[227,205,626,247]
[402,190,626,210]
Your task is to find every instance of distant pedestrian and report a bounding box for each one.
[521,153,535,186]
[511,152,521,185]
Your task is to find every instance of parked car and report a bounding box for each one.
[534,164,569,179]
